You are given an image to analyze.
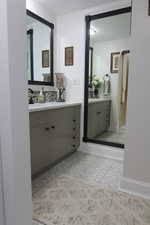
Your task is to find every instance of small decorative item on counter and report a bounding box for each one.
[55,73,66,102]
[92,75,103,98]
[103,74,111,96]
[38,87,45,103]
[28,88,34,104]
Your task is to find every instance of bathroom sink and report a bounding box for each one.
[33,102,61,106]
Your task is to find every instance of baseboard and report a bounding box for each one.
[120,177,150,200]
[78,142,124,162]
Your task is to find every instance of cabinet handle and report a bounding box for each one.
[73,128,76,131]
[45,127,50,131]
[73,119,76,122]
[96,112,102,115]
[72,145,76,148]
[72,136,76,139]
[51,126,55,129]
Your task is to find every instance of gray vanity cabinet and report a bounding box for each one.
[88,100,111,138]
[30,105,80,176]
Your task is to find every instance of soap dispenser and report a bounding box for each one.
[38,88,45,103]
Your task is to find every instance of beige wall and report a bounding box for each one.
[123,0,150,184]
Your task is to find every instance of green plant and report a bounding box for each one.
[92,75,102,89]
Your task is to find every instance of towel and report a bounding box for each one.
[117,53,129,129]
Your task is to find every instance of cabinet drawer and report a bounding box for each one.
[30,105,81,128]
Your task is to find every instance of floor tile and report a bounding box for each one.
[32,151,150,225]
[47,151,114,186]
[96,128,126,145]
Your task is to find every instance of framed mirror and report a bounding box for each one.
[26,10,54,86]
[83,7,132,149]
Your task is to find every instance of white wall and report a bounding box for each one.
[120,0,150,195]
[56,11,85,102]
[0,0,32,225]
[92,38,130,131]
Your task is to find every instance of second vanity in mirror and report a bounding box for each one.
[84,7,132,148]
[88,98,111,139]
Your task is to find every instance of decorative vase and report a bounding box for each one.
[94,88,99,98]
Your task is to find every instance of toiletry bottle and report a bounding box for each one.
[38,88,45,103]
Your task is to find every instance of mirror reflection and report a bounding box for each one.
[26,12,54,85]
[87,10,131,147]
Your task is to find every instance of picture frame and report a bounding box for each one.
[42,50,50,68]
[65,47,74,66]
[110,52,120,73]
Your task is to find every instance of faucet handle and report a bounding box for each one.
[28,88,34,94]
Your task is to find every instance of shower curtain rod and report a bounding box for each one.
[121,50,130,55]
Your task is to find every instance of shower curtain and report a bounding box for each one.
[117,52,129,129]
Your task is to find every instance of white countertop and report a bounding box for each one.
[88,97,111,104]
[29,101,82,112]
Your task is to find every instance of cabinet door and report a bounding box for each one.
[88,101,111,138]
[105,101,111,130]
[94,102,106,136]
[30,122,54,175]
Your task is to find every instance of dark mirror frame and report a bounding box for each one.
[83,6,132,149]
[89,47,93,87]
[27,10,54,86]
[27,29,34,81]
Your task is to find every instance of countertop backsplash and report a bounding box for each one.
[28,89,57,103]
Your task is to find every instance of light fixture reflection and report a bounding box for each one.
[90,26,97,35]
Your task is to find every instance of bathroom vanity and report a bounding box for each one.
[88,98,111,138]
[29,102,81,176]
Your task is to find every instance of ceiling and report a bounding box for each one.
[90,12,131,43]
[34,0,122,16]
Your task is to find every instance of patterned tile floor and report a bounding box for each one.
[96,128,125,145]
[32,151,150,225]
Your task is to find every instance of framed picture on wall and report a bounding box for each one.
[110,52,120,73]
[65,47,74,66]
[42,50,50,68]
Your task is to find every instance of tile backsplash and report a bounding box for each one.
[45,91,57,102]
[29,90,57,103]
